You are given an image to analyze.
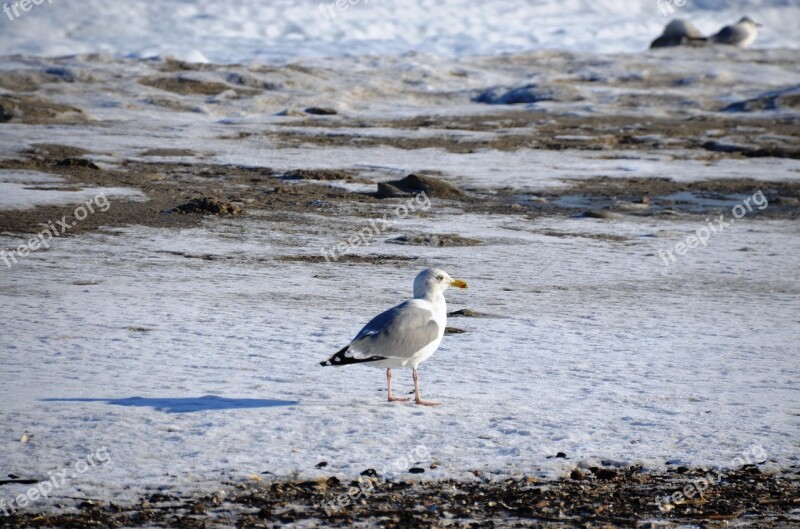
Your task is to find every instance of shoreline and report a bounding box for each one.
[1,465,797,528]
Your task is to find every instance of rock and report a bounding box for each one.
[0,94,87,124]
[274,108,306,117]
[140,76,259,96]
[140,148,197,157]
[0,104,12,123]
[647,230,675,238]
[305,107,337,115]
[168,197,245,215]
[44,67,77,82]
[282,169,355,181]
[474,84,584,105]
[579,210,616,219]
[722,86,800,112]
[444,327,466,335]
[376,174,464,199]
[388,233,482,247]
[448,308,480,317]
[314,461,328,469]
[55,158,100,170]
[589,467,617,480]
[775,196,800,206]
[409,468,425,474]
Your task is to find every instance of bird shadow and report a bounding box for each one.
[42,395,298,413]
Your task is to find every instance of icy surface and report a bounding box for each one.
[0,170,146,210]
[1,209,799,506]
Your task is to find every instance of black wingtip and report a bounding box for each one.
[320,346,348,367]
[321,345,386,367]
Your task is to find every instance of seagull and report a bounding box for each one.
[320,268,468,406]
[650,19,707,48]
[710,16,761,48]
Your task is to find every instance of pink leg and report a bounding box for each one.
[387,368,409,402]
[412,367,440,406]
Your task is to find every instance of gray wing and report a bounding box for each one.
[348,301,439,361]
[713,25,745,44]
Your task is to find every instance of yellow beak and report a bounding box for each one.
[450,279,468,289]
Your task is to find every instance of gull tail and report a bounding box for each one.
[320,345,386,367]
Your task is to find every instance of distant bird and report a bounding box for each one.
[320,268,468,406]
[650,19,707,48]
[710,16,761,48]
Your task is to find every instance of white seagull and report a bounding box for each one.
[711,16,761,48]
[650,19,707,48]
[320,268,468,406]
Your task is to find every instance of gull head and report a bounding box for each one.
[739,16,762,28]
[413,268,468,299]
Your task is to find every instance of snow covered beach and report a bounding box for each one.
[1,1,799,527]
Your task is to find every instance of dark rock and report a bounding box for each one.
[315,461,328,469]
[722,86,800,112]
[0,105,12,123]
[409,468,425,474]
[0,478,38,485]
[448,308,480,317]
[578,210,615,219]
[55,158,100,170]
[444,327,466,335]
[474,84,584,105]
[376,174,463,199]
[305,107,338,115]
[168,197,245,215]
[282,169,355,181]
[44,67,76,82]
[590,467,617,480]
[388,233,482,247]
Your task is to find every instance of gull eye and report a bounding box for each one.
[436,275,444,281]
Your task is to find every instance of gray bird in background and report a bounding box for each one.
[650,19,707,48]
[710,16,761,48]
